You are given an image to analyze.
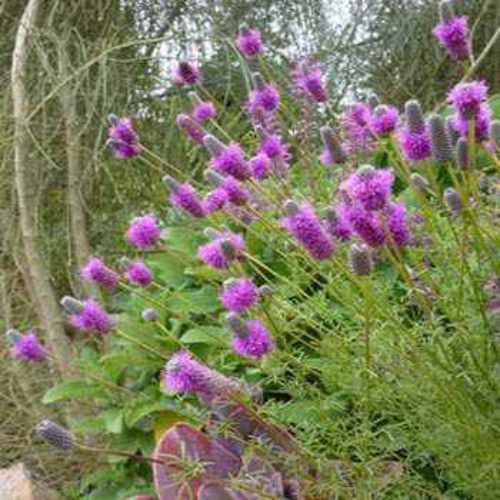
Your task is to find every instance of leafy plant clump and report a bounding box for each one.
[9,1,500,498]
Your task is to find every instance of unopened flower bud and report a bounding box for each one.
[142,308,158,321]
[187,91,202,106]
[226,313,248,336]
[410,173,430,193]
[162,175,179,191]
[405,100,425,133]
[60,296,84,314]
[119,256,132,269]
[258,285,273,296]
[203,227,220,240]
[107,113,119,126]
[439,1,455,23]
[284,200,300,216]
[444,188,462,215]
[220,240,236,259]
[204,169,224,186]
[429,114,453,161]
[36,420,74,451]
[368,94,380,109]
[350,244,373,276]
[252,72,266,89]
[320,126,347,164]
[456,138,469,169]
[203,134,225,157]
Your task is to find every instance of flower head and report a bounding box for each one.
[386,202,411,247]
[126,261,153,287]
[370,105,399,136]
[404,100,426,133]
[450,104,491,142]
[126,214,161,249]
[108,117,141,158]
[342,166,394,211]
[173,61,201,86]
[205,137,251,181]
[229,318,275,359]
[340,104,375,155]
[11,331,47,362]
[397,127,432,162]
[338,202,386,248]
[176,113,205,144]
[259,134,289,160]
[246,83,280,115]
[220,278,259,313]
[164,176,205,218]
[433,14,470,61]
[198,231,246,270]
[236,27,264,58]
[282,201,335,260]
[448,81,488,118]
[249,153,272,180]
[80,257,118,291]
[70,299,112,334]
[293,61,328,103]
[202,188,228,214]
[192,101,217,122]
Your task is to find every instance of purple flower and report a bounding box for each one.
[397,127,432,162]
[220,279,259,313]
[386,202,411,247]
[224,204,255,225]
[450,104,491,142]
[192,101,217,122]
[126,214,161,249]
[11,331,47,362]
[324,207,352,241]
[448,81,488,119]
[342,166,394,211]
[126,261,153,287]
[236,28,263,58]
[249,153,272,180]
[293,61,328,103]
[348,103,372,127]
[80,257,119,291]
[198,231,246,270]
[173,61,201,86]
[282,201,335,261]
[70,299,112,334]
[370,105,399,136]
[108,118,141,159]
[166,179,205,218]
[247,84,280,115]
[202,188,228,214]
[230,319,275,359]
[176,113,205,144]
[220,176,249,206]
[340,104,375,155]
[259,134,289,160]
[206,139,251,181]
[338,202,386,247]
[320,126,347,166]
[433,16,470,61]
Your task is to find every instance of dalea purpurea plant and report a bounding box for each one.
[8,1,500,498]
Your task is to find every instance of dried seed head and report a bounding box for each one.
[405,100,426,133]
[142,308,158,321]
[439,1,455,23]
[36,420,74,451]
[410,173,430,193]
[350,243,373,276]
[444,188,462,215]
[429,114,453,161]
[60,296,84,314]
[456,138,469,169]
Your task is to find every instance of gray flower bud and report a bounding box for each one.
[429,114,453,162]
[284,200,300,216]
[203,134,225,157]
[60,296,84,314]
[350,244,373,276]
[162,175,179,191]
[410,173,430,193]
[405,100,425,133]
[444,188,462,215]
[141,308,158,321]
[439,1,455,23]
[226,313,248,336]
[320,126,346,164]
[456,138,469,169]
[36,420,74,451]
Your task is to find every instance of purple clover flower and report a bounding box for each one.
[173,61,202,86]
[176,113,205,144]
[108,118,141,159]
[259,134,289,160]
[126,261,153,287]
[448,81,488,119]
[338,202,386,248]
[249,153,272,180]
[126,214,161,249]
[205,138,251,181]
[164,351,213,396]
[341,104,375,155]
[282,201,335,261]
[433,16,470,61]
[236,28,264,58]
[293,61,328,103]
[386,202,411,247]
[166,179,205,218]
[11,331,47,362]
[220,279,259,313]
[229,319,275,359]
[397,127,432,162]
[324,207,352,241]
[202,188,228,214]
[370,105,399,136]
[247,84,280,115]
[192,101,217,122]
[450,104,492,142]
[80,257,118,291]
[219,176,249,206]
[342,166,394,211]
[70,299,112,334]
[198,231,246,270]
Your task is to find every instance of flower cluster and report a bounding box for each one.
[433,1,471,61]
[107,116,141,159]
[10,330,47,362]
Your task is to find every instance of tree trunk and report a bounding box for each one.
[11,0,73,374]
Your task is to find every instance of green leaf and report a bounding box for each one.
[163,227,204,255]
[180,326,225,345]
[43,381,108,404]
[147,252,187,287]
[103,408,124,434]
[167,286,219,314]
[124,400,165,427]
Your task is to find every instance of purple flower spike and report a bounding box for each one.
[259,134,289,160]
[386,202,411,247]
[11,331,47,362]
[324,207,352,241]
[81,257,119,291]
[338,202,386,248]
[204,136,251,181]
[341,104,375,155]
[397,127,432,162]
[433,0,470,62]
[126,214,161,249]
[192,101,217,123]
[202,188,228,214]
[370,105,399,136]
[173,61,202,86]
[282,201,335,261]
[293,61,328,103]
[220,278,259,313]
[70,299,112,334]
[320,126,347,166]
[342,166,394,211]
[126,261,153,287]
[448,81,488,119]
[249,153,272,180]
[229,318,274,359]
[236,27,264,58]
[164,176,205,218]
[450,104,492,142]
[108,117,141,159]
[247,82,280,115]
[198,231,245,270]
[176,113,205,144]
